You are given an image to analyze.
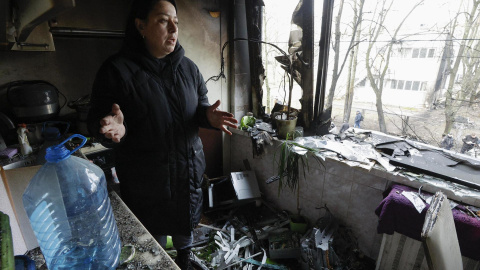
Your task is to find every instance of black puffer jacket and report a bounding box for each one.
[87,42,211,236]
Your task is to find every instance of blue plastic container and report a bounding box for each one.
[36,121,70,165]
[23,134,121,269]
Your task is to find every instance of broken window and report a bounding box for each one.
[260,0,479,153]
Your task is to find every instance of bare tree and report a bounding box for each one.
[343,0,364,123]
[365,0,424,132]
[325,0,364,112]
[325,0,346,110]
[263,11,273,113]
[262,10,285,113]
[443,0,480,133]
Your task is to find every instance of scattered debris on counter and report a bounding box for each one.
[24,247,47,270]
[243,120,480,198]
[110,193,178,270]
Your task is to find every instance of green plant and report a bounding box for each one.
[0,211,14,270]
[193,233,219,263]
[274,134,325,213]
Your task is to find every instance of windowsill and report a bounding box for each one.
[230,127,480,207]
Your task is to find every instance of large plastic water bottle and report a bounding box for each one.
[22,134,121,269]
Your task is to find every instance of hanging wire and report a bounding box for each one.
[205,38,290,85]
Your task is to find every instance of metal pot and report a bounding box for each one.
[7,80,65,122]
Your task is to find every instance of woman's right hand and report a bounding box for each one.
[99,103,125,143]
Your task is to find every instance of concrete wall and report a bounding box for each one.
[177,0,229,110]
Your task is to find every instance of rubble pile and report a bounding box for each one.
[166,202,376,270]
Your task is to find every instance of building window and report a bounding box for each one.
[397,80,405,89]
[420,82,427,91]
[428,49,435,58]
[401,48,412,58]
[405,81,412,90]
[391,79,397,89]
[412,48,420,58]
[419,48,427,58]
[358,78,366,87]
[395,48,402,57]
[412,81,420,91]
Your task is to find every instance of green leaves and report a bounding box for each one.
[0,211,14,270]
[274,134,325,208]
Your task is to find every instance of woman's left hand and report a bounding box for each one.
[206,100,238,135]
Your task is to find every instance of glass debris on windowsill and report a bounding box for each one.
[237,119,480,199]
[402,191,427,213]
[400,171,480,199]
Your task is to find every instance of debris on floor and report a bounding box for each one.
[163,201,375,270]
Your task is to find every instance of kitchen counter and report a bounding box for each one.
[24,192,179,269]
[1,165,179,269]
[110,191,179,269]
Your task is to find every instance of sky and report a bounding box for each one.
[263,0,473,45]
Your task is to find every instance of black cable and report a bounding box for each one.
[205,38,289,85]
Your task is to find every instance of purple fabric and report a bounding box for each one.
[375,184,480,261]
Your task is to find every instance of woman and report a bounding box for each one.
[87,0,237,269]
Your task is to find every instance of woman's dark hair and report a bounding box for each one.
[124,0,177,50]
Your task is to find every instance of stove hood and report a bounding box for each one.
[1,0,75,51]
[1,0,129,51]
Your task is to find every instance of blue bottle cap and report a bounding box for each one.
[45,145,71,163]
[44,134,87,163]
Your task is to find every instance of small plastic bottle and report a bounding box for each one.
[17,123,33,155]
[22,134,121,270]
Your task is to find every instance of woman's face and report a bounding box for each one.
[135,0,178,58]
